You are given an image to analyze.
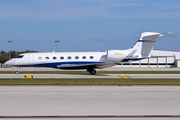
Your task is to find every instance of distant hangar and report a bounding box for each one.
[117,50,180,68]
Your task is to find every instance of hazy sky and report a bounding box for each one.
[0,0,180,52]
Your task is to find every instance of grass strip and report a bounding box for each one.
[1,71,180,74]
[0,78,180,85]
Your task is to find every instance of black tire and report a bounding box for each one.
[89,70,96,75]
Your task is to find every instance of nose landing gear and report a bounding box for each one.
[16,67,20,74]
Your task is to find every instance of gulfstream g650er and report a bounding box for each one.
[5,32,171,74]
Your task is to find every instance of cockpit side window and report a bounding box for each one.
[14,55,24,58]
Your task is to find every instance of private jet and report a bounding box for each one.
[5,32,171,75]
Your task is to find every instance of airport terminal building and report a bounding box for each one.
[118,50,180,68]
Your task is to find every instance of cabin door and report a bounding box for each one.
[28,54,34,66]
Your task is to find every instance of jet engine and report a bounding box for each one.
[107,50,128,61]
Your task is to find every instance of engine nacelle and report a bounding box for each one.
[107,50,129,61]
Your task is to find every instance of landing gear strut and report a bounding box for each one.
[16,67,20,74]
[87,68,96,75]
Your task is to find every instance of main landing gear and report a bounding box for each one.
[87,68,96,75]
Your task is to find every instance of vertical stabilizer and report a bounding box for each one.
[132,32,171,58]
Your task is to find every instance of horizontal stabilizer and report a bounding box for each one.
[140,32,172,41]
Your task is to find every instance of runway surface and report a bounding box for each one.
[0,85,180,120]
[1,74,180,78]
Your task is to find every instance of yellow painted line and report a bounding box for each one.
[119,85,130,87]
[119,75,130,78]
[25,75,33,78]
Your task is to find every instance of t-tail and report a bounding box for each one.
[131,32,172,58]
[106,32,171,62]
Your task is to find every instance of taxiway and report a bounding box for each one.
[0,85,180,120]
[0,73,180,78]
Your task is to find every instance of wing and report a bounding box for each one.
[56,62,117,69]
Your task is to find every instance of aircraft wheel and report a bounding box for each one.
[89,69,96,75]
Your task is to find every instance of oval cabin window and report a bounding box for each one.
[60,56,64,60]
[53,57,57,60]
[38,57,42,60]
[75,56,79,59]
[82,56,86,59]
[90,56,94,59]
[68,56,71,60]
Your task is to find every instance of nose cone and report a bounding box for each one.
[5,60,13,67]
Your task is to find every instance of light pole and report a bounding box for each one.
[54,40,59,52]
[7,40,12,60]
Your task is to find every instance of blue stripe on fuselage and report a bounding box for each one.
[13,61,102,69]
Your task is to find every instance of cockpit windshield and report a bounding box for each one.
[14,55,24,58]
